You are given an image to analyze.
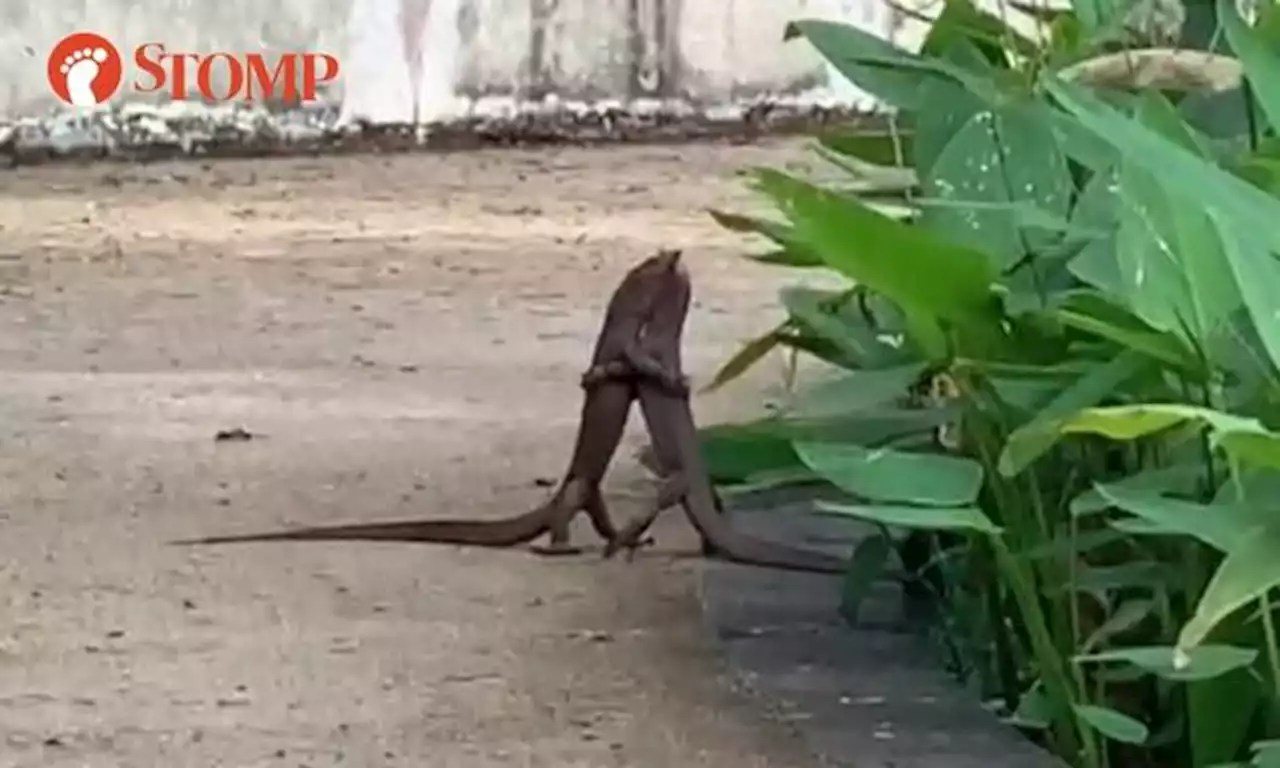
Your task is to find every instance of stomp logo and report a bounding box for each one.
[47,32,123,107]
[46,31,340,107]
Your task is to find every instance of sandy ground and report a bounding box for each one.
[0,141,835,767]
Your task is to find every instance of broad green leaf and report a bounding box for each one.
[1046,99,1120,171]
[1070,461,1202,516]
[913,197,1091,237]
[794,364,926,418]
[817,501,1001,535]
[813,146,918,197]
[1074,704,1149,745]
[985,366,1081,414]
[697,424,802,484]
[1055,291,1200,372]
[704,409,958,476]
[707,209,825,267]
[1111,96,1242,346]
[1215,220,1280,377]
[795,441,984,506]
[752,169,999,324]
[819,130,914,168]
[1214,467,1280,505]
[720,466,821,497]
[1044,75,1280,252]
[1109,518,1181,537]
[922,0,1040,60]
[1006,681,1051,730]
[1046,11,1084,62]
[1133,89,1217,157]
[899,303,951,360]
[1214,430,1280,472]
[1179,521,1280,652]
[1054,403,1280,475]
[1231,154,1280,198]
[1093,484,1269,551]
[785,20,954,113]
[1045,77,1280,372]
[1188,611,1267,768]
[1081,599,1157,653]
[920,101,1072,271]
[912,55,994,177]
[1071,0,1123,33]
[1218,0,1280,132]
[787,17,1008,112]
[701,324,784,395]
[748,249,826,267]
[779,286,907,368]
[775,328,864,371]
[1068,167,1123,293]
[840,532,893,623]
[1057,403,1258,442]
[999,350,1148,476]
[1075,644,1259,681]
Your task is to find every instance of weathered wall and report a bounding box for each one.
[0,0,352,113]
[0,0,1043,121]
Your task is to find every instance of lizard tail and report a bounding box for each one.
[170,509,549,548]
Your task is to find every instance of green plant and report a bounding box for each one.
[701,0,1280,765]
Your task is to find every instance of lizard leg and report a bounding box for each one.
[527,523,586,556]
[585,487,656,553]
[581,485,618,541]
[603,473,689,561]
[529,485,657,557]
[701,489,727,556]
[581,354,687,398]
[528,480,587,557]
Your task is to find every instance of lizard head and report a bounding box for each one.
[648,248,682,273]
[620,248,684,289]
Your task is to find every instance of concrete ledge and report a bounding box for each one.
[0,101,886,169]
[697,489,1060,768]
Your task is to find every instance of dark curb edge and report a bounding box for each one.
[2,105,890,170]
[696,488,1061,767]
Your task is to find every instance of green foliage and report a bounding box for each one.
[703,1,1280,766]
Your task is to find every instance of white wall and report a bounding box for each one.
[0,0,1043,121]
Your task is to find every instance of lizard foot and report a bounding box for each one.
[528,542,587,557]
[601,533,656,562]
[623,536,656,562]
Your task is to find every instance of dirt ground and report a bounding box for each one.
[0,140,842,767]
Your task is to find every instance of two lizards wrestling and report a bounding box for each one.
[175,250,845,575]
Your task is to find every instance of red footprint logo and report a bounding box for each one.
[47,32,123,107]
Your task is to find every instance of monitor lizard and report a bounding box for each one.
[172,249,689,555]
[589,258,848,574]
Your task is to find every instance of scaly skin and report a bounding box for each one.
[173,250,687,553]
[595,260,848,574]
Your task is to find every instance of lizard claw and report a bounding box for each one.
[580,361,628,391]
[602,533,655,561]
[529,542,587,557]
[623,536,656,562]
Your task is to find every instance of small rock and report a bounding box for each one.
[570,629,614,643]
[214,427,255,442]
[216,692,251,707]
